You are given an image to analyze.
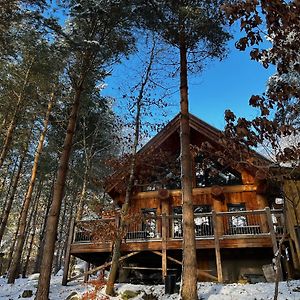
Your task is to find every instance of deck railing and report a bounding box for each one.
[72,208,284,244]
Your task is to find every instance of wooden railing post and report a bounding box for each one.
[62,218,75,286]
[212,210,223,283]
[162,213,167,280]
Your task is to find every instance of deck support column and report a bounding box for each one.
[84,262,90,283]
[265,207,283,280]
[162,213,167,280]
[62,218,75,286]
[212,210,223,283]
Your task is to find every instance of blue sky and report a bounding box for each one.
[188,37,275,129]
[103,32,274,131]
[51,2,274,132]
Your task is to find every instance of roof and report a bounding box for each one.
[105,112,271,195]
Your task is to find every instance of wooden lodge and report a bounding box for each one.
[63,113,295,285]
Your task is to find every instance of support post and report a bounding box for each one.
[84,262,90,283]
[62,218,75,286]
[265,207,282,280]
[162,213,167,279]
[265,207,279,255]
[212,210,223,283]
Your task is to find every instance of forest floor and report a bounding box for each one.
[1,273,300,300]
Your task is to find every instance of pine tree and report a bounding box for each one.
[35,1,134,298]
[135,1,230,298]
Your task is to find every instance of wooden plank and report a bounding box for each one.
[198,270,218,281]
[132,185,257,200]
[62,218,75,286]
[151,250,182,265]
[122,267,177,271]
[68,251,140,283]
[222,234,270,239]
[212,210,223,283]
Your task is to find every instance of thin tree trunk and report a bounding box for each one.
[7,205,23,271]
[0,110,9,134]
[53,194,67,274]
[0,156,25,243]
[0,158,18,220]
[8,92,55,283]
[62,198,75,271]
[0,126,32,244]
[35,84,83,299]
[0,60,33,170]
[76,164,88,221]
[105,44,155,296]
[22,190,40,278]
[179,29,198,300]
[0,160,14,204]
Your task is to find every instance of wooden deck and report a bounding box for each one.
[62,208,284,285]
[70,208,283,255]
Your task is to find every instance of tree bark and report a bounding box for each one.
[0,155,25,244]
[8,92,55,283]
[179,30,198,300]
[53,194,67,274]
[22,191,39,278]
[0,125,33,244]
[0,158,18,221]
[35,85,83,299]
[34,175,55,274]
[75,163,88,221]
[105,43,155,296]
[0,60,33,170]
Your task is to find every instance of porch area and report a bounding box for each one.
[71,207,283,249]
[63,207,284,284]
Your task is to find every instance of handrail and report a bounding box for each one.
[72,208,284,244]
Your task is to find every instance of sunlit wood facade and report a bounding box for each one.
[64,114,292,284]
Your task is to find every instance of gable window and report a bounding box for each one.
[195,154,242,188]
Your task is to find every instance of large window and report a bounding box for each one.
[195,154,242,187]
[137,151,181,192]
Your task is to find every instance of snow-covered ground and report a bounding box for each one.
[1,274,300,300]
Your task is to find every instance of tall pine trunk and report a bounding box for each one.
[105,45,155,296]
[8,93,55,283]
[35,85,83,299]
[179,30,198,300]
[34,176,54,274]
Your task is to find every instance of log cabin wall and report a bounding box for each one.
[129,184,267,215]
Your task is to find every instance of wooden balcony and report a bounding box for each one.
[70,208,284,255]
